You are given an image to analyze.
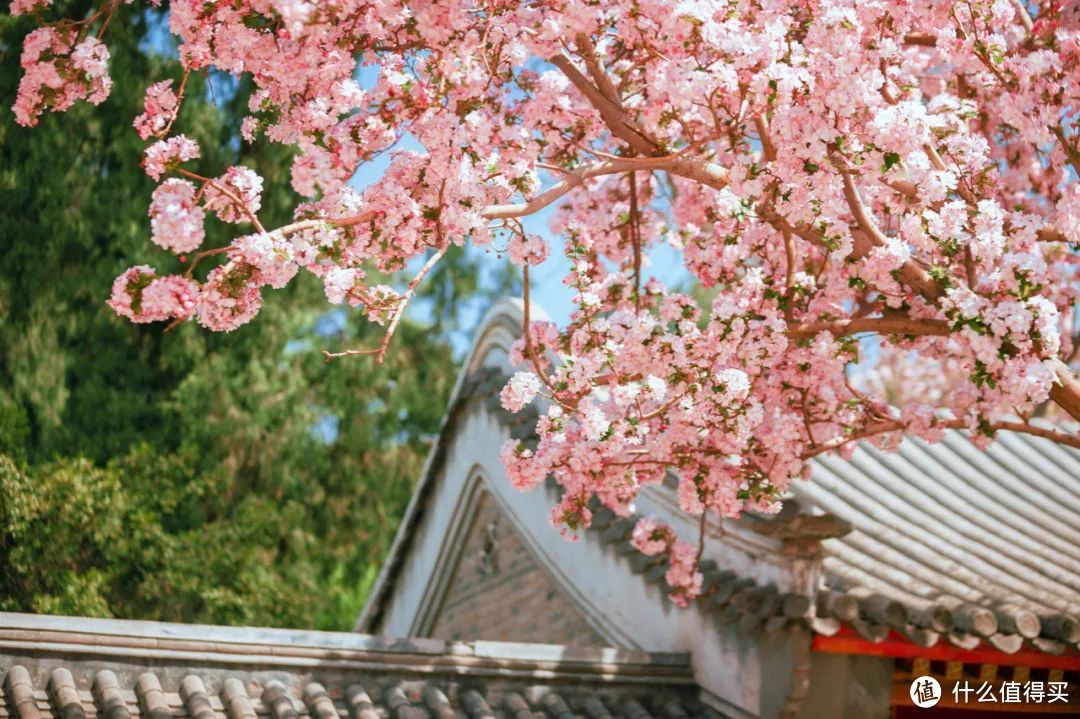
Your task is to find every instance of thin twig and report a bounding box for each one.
[323,246,447,364]
[629,171,642,310]
[178,169,265,233]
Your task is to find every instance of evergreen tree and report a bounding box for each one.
[0,3,498,629]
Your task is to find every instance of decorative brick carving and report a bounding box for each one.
[429,491,605,647]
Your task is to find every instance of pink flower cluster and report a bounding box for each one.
[107,267,198,324]
[149,179,205,253]
[10,0,53,15]
[143,136,200,181]
[631,518,703,607]
[134,80,180,140]
[507,233,549,266]
[500,371,542,412]
[13,30,111,126]
[195,263,263,332]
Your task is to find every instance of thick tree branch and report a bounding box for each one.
[830,154,945,301]
[549,54,659,156]
[1053,125,1080,176]
[1049,363,1080,423]
[903,32,937,47]
[787,318,951,338]
[483,156,728,219]
[575,34,622,109]
[754,115,777,162]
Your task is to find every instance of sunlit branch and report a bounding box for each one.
[178,168,266,233]
[549,54,658,156]
[1009,0,1034,33]
[802,417,1080,459]
[754,116,777,162]
[575,34,622,109]
[481,156,727,220]
[1052,126,1080,176]
[159,68,191,139]
[787,317,951,338]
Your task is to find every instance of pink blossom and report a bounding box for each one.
[12,28,111,126]
[108,268,198,324]
[203,166,263,223]
[143,136,200,181]
[107,266,163,323]
[500,371,542,412]
[234,232,299,289]
[508,232,549,266]
[70,37,111,104]
[195,264,263,331]
[323,267,360,305]
[500,440,547,492]
[141,276,200,320]
[149,179,205,253]
[240,117,260,142]
[134,80,180,140]
[665,541,703,607]
[13,33,112,125]
[630,518,670,556]
[10,0,52,15]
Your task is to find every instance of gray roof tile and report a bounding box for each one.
[803,428,1080,654]
[0,614,720,719]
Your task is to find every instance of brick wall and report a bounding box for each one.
[428,491,606,647]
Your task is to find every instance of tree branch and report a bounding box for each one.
[324,246,446,364]
[549,54,659,156]
[1048,361,1080,424]
[830,153,944,301]
[575,34,622,108]
[802,417,1080,459]
[787,317,951,338]
[1052,125,1080,176]
[482,156,727,219]
[903,32,937,47]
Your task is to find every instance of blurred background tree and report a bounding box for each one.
[0,2,510,629]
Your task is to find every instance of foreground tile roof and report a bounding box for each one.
[0,613,720,719]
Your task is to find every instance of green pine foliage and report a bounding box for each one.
[0,3,485,629]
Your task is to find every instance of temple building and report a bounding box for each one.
[2,299,1079,718]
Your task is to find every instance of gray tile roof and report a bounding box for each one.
[0,613,718,719]
[801,429,1080,655]
[587,426,1080,659]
